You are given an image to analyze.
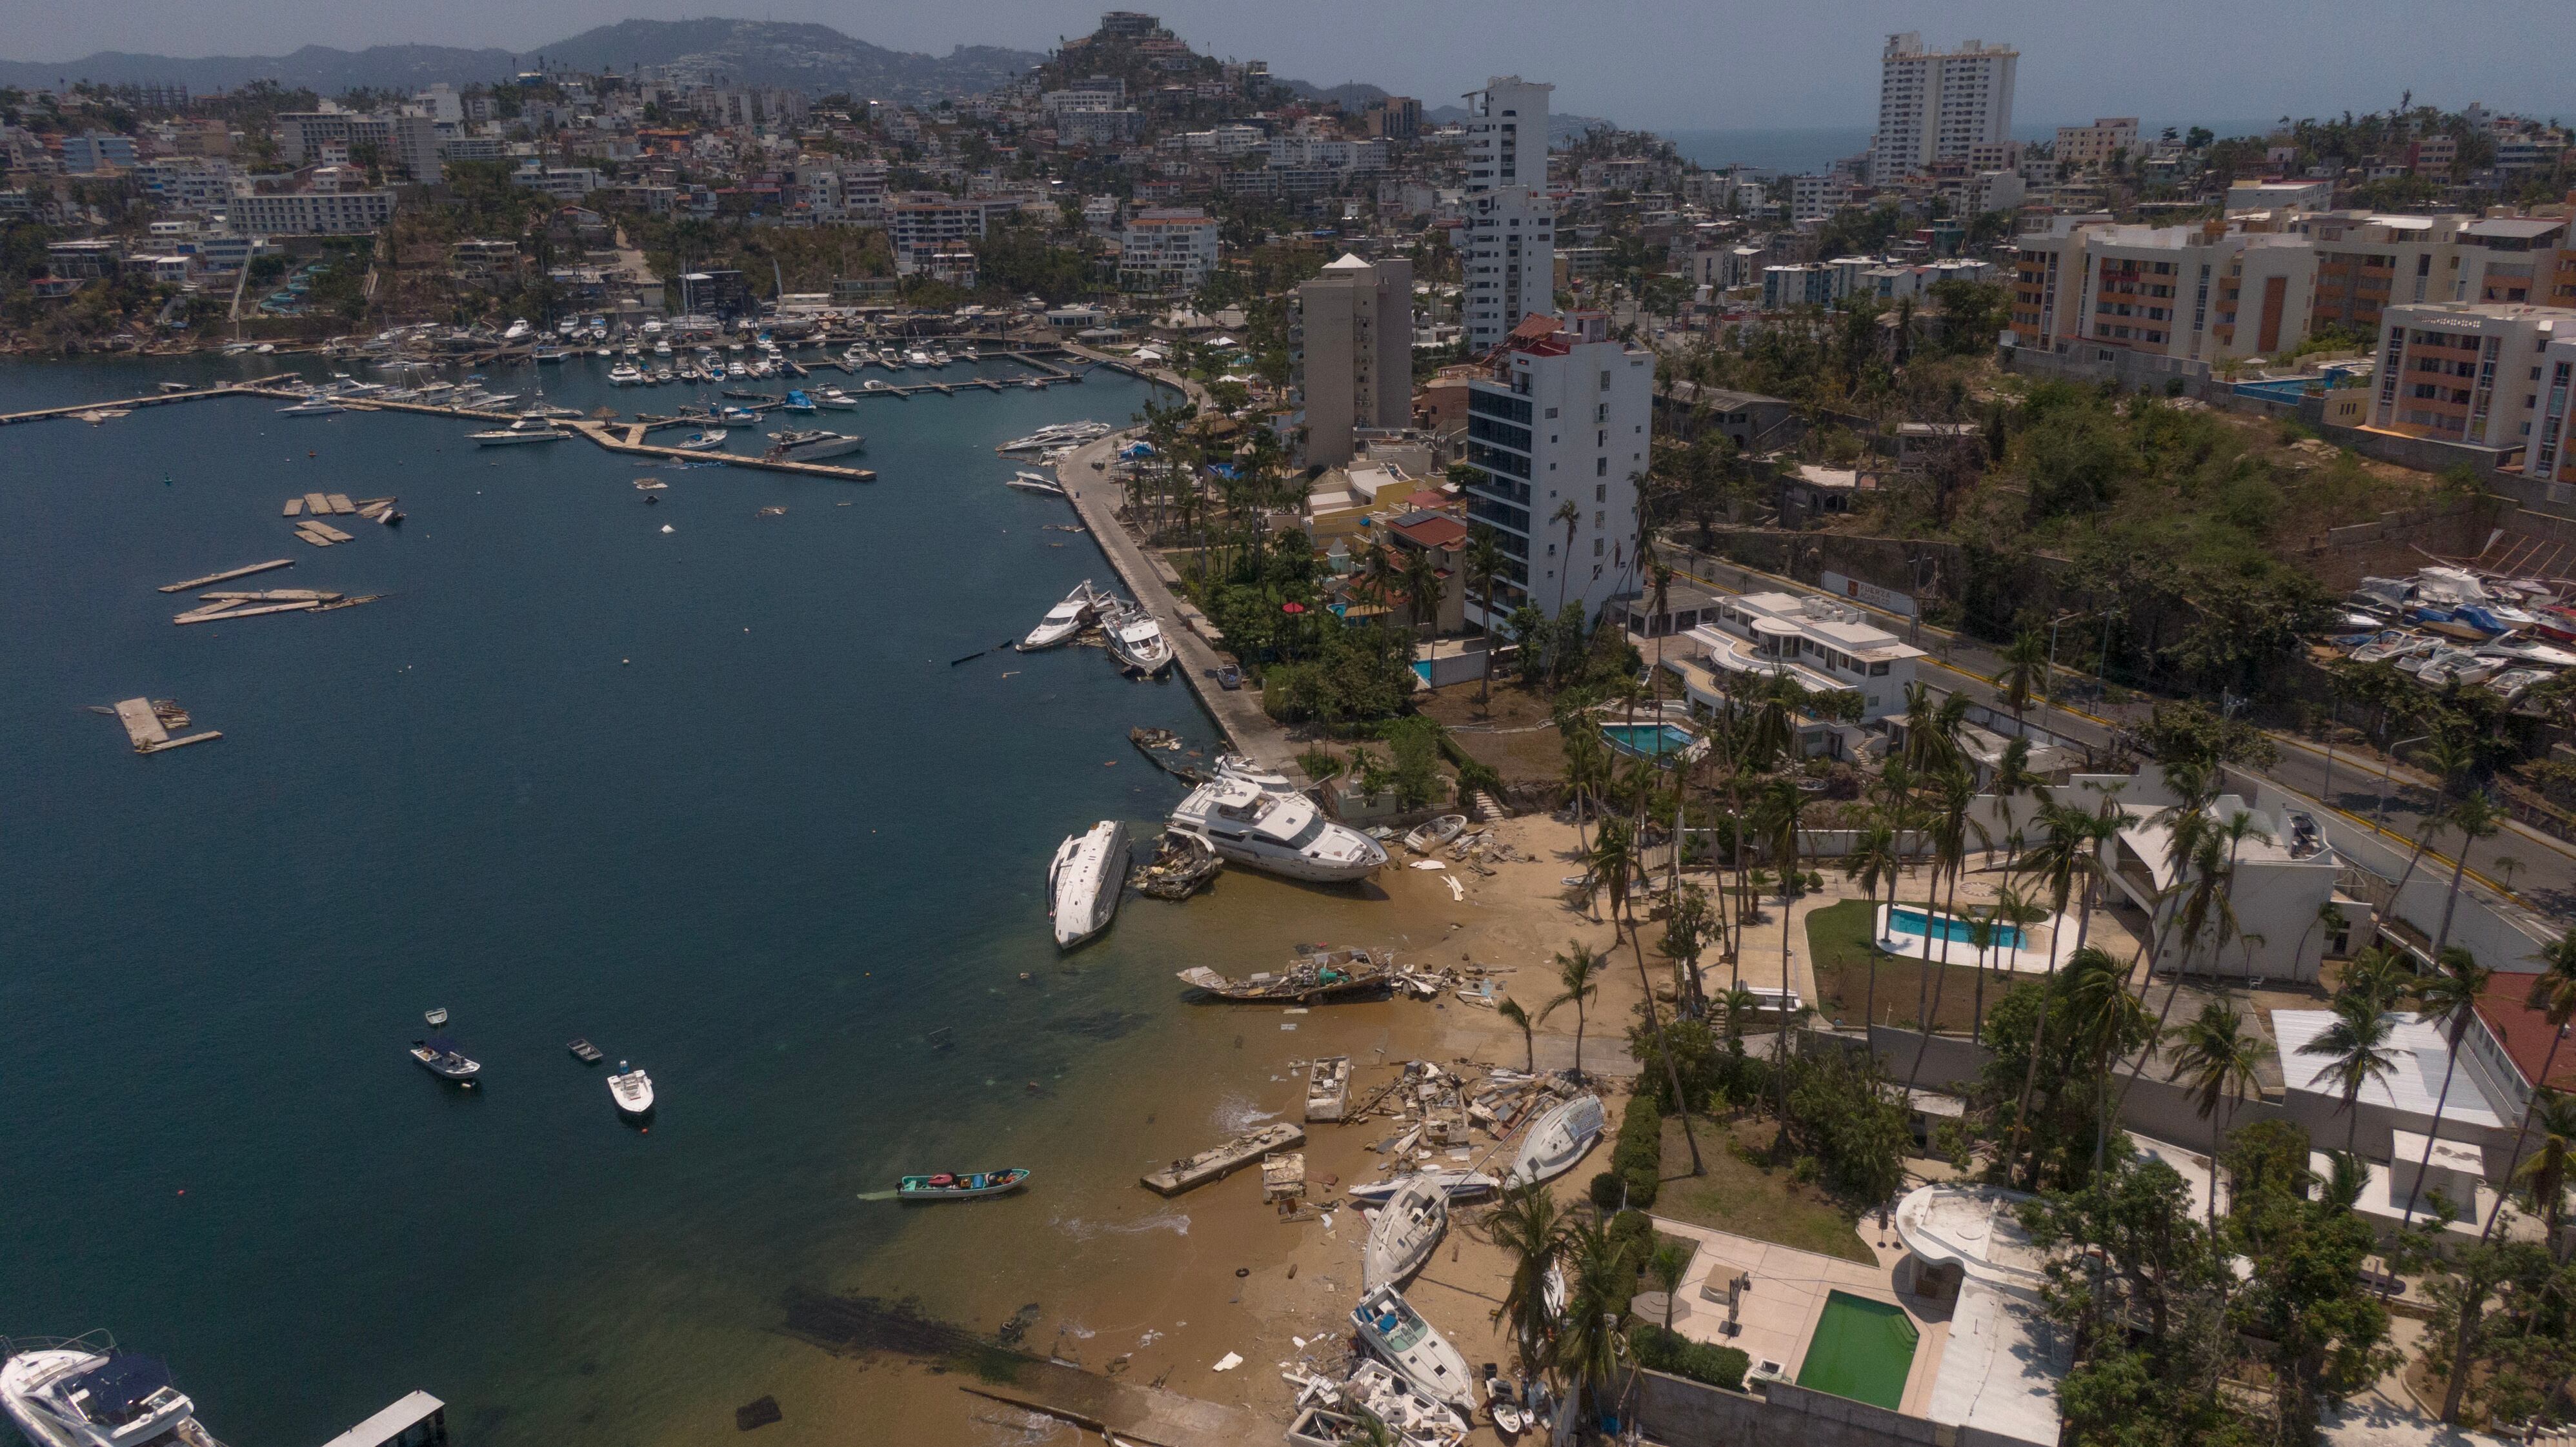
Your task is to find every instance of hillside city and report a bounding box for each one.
[15,11,2576,1447]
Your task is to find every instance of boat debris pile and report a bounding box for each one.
[2322,565,2576,700]
[1178,946,1393,1003]
[1132,830,1221,900]
[93,696,220,753]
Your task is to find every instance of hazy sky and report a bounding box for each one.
[3,0,2569,133]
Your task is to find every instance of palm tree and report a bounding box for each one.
[1487,1182,1567,1383]
[1551,497,1580,614]
[1540,942,1604,1080]
[2513,1090,2576,1257]
[1975,885,2050,1044]
[2447,929,2576,1420]
[1551,1216,1636,1419]
[2165,998,2263,1233]
[1589,818,1704,1174]
[1997,630,2051,726]
[1842,820,1900,1028]
[2004,799,2110,1184]
[1498,997,1536,1074]
[2059,944,2150,1186]
[1399,544,1445,642]
[1646,1239,1692,1333]
[2297,992,2400,1157]
[1904,764,1987,1096]
[2429,791,2502,961]
[1465,525,1505,708]
[2394,946,2494,1228]
[1720,984,1760,1057]
[1989,738,2040,869]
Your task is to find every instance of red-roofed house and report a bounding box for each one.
[2473,977,2576,1122]
[1379,509,1470,634]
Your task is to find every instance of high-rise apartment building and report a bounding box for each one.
[1869,33,2017,185]
[2368,303,2568,453]
[1458,311,1653,627]
[1292,253,1414,467]
[1462,76,1556,354]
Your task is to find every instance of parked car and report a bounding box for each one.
[1216,663,1242,691]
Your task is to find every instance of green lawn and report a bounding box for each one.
[1653,1115,1874,1264]
[1806,897,1998,1036]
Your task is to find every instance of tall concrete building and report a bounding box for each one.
[1869,33,2017,185]
[1458,311,1654,627]
[1462,76,1557,354]
[1293,252,1414,467]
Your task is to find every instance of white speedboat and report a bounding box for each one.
[1169,777,1387,883]
[678,429,728,451]
[609,1062,654,1117]
[1101,605,1174,676]
[1505,1094,1605,1188]
[3,1333,225,1447]
[762,429,866,462]
[275,394,343,416]
[1019,581,1100,651]
[1363,1175,1448,1290]
[501,319,531,343]
[470,416,570,445]
[1049,819,1131,949]
[1351,1285,1477,1413]
[812,387,858,409]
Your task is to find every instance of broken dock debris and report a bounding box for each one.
[159,559,294,594]
[1140,1121,1304,1197]
[106,697,220,754]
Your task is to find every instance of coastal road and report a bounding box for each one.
[1662,543,2576,928]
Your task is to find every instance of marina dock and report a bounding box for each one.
[1140,1121,1304,1196]
[159,559,294,593]
[112,697,219,753]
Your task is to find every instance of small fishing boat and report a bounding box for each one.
[896,1168,1031,1202]
[568,1038,604,1064]
[1345,1171,1502,1205]
[1505,1094,1606,1188]
[608,1061,654,1116]
[1363,1176,1449,1290]
[1351,1284,1477,1413]
[423,1007,448,1027]
[677,429,729,451]
[1018,580,1100,651]
[1402,815,1468,855]
[409,1035,481,1084]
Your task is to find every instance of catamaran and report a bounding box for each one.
[1019,581,1100,650]
[1048,819,1131,948]
[3,1332,228,1447]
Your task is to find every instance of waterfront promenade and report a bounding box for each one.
[1056,432,1303,782]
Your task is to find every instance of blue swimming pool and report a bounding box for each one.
[1602,722,1696,760]
[1889,906,2027,949]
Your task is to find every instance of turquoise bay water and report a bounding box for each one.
[0,351,1229,1445]
[1887,906,2026,950]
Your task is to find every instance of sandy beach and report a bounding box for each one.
[612,811,1660,1447]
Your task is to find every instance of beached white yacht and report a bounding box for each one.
[1363,1175,1448,1290]
[2,1333,225,1447]
[1100,604,1174,676]
[1169,777,1386,883]
[501,319,532,343]
[1213,754,1302,799]
[1019,582,1100,650]
[1504,1094,1605,1188]
[1049,819,1131,948]
[1351,1284,1477,1413]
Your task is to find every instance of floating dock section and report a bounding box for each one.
[1140,1122,1305,1197]
[112,698,220,753]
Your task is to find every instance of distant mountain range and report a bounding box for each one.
[0,19,1044,103]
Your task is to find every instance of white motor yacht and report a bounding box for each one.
[609,1062,654,1117]
[1213,753,1302,798]
[1100,605,1174,676]
[3,1333,225,1447]
[607,363,645,386]
[1049,819,1131,948]
[762,429,866,462]
[1504,1094,1605,1188]
[1362,1175,1449,1290]
[1351,1284,1477,1413]
[501,319,532,343]
[812,387,858,409]
[677,429,729,451]
[1019,581,1100,650]
[275,394,343,416]
[1169,777,1386,883]
[906,349,932,367]
[470,416,570,445]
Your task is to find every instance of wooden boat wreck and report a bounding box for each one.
[1141,1121,1305,1195]
[1134,830,1222,900]
[1178,947,1392,1003]
[1129,726,1213,783]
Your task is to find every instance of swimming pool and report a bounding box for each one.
[1602,722,1696,760]
[1795,1291,1919,1410]
[1888,906,2027,951]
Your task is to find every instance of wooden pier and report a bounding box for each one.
[112,698,220,753]
[1139,1122,1305,1197]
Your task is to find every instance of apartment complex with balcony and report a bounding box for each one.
[2007,217,2315,364]
[1662,591,1925,758]
[2367,302,2569,452]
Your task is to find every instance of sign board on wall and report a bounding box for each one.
[1819,571,1916,617]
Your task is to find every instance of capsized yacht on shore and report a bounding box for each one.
[1169,777,1386,883]
[3,1333,226,1447]
[1504,1093,1605,1188]
[1049,819,1131,948]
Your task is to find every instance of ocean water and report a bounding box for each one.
[0,349,1278,1444]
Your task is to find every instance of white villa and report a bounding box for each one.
[1662,590,1926,759]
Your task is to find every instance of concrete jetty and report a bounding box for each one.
[159,559,293,593]
[1140,1121,1304,1196]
